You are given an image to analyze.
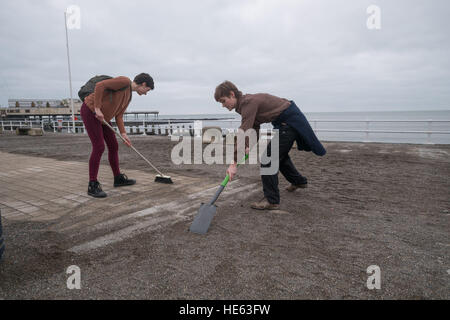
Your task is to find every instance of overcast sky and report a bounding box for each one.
[0,0,449,114]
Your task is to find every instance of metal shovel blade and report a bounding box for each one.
[189,203,217,235]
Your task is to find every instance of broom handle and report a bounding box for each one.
[102,120,165,177]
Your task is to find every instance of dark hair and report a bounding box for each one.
[214,81,242,101]
[134,73,154,89]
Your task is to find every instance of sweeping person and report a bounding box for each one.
[80,73,154,198]
[214,81,326,210]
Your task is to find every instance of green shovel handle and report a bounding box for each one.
[221,176,230,187]
[221,154,249,187]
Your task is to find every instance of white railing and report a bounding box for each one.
[0,119,195,136]
[308,119,450,144]
[2,119,450,144]
[208,119,450,144]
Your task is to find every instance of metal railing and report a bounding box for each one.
[2,119,450,144]
[0,119,195,136]
[309,119,450,144]
[208,119,450,144]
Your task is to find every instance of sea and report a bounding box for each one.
[149,110,450,145]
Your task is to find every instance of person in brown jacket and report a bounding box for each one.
[215,81,326,210]
[80,73,154,198]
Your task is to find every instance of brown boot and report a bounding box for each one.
[250,198,280,210]
[286,183,307,192]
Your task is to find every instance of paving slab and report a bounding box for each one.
[0,151,259,254]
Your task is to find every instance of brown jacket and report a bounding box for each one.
[85,76,132,133]
[237,93,291,132]
[234,93,291,161]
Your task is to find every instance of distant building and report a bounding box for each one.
[8,98,82,108]
[2,98,83,118]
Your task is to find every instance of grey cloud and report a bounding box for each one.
[0,0,449,114]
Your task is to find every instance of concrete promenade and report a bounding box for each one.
[0,151,260,254]
[0,134,448,299]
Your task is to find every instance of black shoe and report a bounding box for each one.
[286,178,308,192]
[114,173,136,187]
[286,183,307,192]
[88,181,107,198]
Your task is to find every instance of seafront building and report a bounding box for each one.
[0,98,160,121]
[0,98,83,119]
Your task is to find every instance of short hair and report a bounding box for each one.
[134,73,154,90]
[214,81,242,101]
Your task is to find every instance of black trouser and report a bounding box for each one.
[261,124,307,204]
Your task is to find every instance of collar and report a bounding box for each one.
[235,94,244,114]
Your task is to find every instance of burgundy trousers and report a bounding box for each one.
[80,103,121,182]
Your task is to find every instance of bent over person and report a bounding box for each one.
[80,73,154,198]
[214,81,326,210]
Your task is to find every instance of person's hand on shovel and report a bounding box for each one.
[227,147,249,181]
[120,133,132,147]
[226,163,237,181]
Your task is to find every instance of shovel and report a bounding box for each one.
[189,154,249,235]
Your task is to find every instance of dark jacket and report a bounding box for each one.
[272,101,326,156]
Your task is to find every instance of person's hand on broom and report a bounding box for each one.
[121,133,132,147]
[94,108,104,122]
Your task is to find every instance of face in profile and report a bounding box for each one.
[219,91,237,111]
[136,83,152,95]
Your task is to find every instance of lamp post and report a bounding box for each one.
[64,11,75,133]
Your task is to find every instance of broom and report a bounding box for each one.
[102,120,173,184]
